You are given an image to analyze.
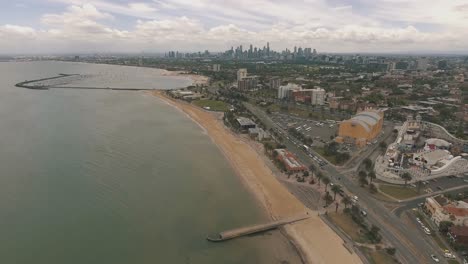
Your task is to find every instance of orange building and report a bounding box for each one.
[274,149,306,172]
[335,110,384,147]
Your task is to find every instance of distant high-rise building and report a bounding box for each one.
[311,87,326,105]
[237,68,247,81]
[312,49,317,56]
[278,83,301,99]
[238,76,258,90]
[269,77,281,90]
[213,64,221,72]
[387,62,396,72]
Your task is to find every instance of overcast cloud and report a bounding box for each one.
[1,0,468,54]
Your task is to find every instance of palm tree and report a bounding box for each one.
[358,170,367,179]
[401,172,412,186]
[368,171,376,183]
[359,177,369,187]
[341,195,351,209]
[416,180,423,193]
[316,172,323,187]
[322,176,331,192]
[309,164,316,173]
[323,192,333,206]
[331,184,342,201]
[363,158,372,171]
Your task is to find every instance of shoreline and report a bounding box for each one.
[160,69,210,86]
[44,60,211,88]
[151,90,363,264]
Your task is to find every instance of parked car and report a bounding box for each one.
[361,210,367,217]
[431,254,440,262]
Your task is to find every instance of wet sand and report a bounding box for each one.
[161,70,209,86]
[151,91,362,264]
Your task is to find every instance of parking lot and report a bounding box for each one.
[271,113,338,144]
[415,174,468,194]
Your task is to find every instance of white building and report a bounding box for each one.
[311,87,326,105]
[278,83,301,99]
[237,68,247,81]
[213,64,221,72]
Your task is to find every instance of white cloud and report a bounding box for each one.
[0,2,468,53]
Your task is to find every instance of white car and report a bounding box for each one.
[424,229,431,235]
[444,252,455,259]
[431,254,440,262]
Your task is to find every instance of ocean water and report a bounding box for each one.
[0,61,300,264]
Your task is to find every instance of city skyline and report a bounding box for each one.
[1,1,468,54]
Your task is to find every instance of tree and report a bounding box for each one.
[386,247,397,256]
[416,180,423,193]
[358,170,368,179]
[363,158,372,171]
[359,177,369,187]
[342,196,352,209]
[367,225,382,243]
[439,221,454,233]
[331,184,342,201]
[401,172,412,186]
[379,141,387,150]
[316,172,323,187]
[309,164,316,173]
[323,192,333,206]
[369,183,378,194]
[322,176,331,192]
[303,171,309,177]
[368,171,376,183]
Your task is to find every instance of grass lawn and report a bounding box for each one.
[328,212,368,243]
[361,248,397,264]
[193,99,229,112]
[379,184,420,200]
[312,147,338,165]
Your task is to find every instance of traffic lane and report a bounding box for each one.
[403,211,449,264]
[393,186,468,217]
[247,103,434,263]
[423,176,468,193]
[278,134,429,263]
[324,168,433,264]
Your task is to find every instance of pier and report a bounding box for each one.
[15,74,178,91]
[206,214,310,242]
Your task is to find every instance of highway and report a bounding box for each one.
[245,102,448,264]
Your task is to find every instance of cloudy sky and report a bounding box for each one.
[1,0,468,54]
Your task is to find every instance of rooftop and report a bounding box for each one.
[236,117,256,127]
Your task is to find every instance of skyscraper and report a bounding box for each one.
[237,68,247,81]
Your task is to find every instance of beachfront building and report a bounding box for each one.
[274,149,307,172]
[238,76,258,90]
[236,117,256,131]
[335,109,384,147]
[425,195,468,226]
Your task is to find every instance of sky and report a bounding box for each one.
[1,0,468,54]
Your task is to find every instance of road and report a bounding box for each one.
[246,102,447,264]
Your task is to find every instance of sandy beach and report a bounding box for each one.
[161,70,210,86]
[151,91,362,264]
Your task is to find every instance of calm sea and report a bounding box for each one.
[0,61,300,264]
